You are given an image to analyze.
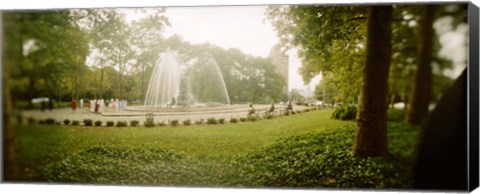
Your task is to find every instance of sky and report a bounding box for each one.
[4,0,468,95]
[122,4,467,95]
[3,0,471,95]
[160,6,319,92]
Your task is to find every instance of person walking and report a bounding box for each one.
[72,99,77,112]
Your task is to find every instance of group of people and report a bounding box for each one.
[71,98,128,112]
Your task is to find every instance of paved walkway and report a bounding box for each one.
[20,104,310,125]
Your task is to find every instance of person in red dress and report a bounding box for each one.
[72,99,77,112]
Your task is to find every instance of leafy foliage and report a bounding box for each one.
[266,5,366,104]
[34,121,417,188]
[247,115,257,122]
[218,118,225,124]
[106,121,115,127]
[83,119,93,126]
[170,119,179,127]
[45,118,56,125]
[43,147,234,186]
[230,125,416,188]
[94,120,102,126]
[207,118,218,125]
[331,106,357,121]
[183,119,192,126]
[144,114,155,127]
[116,121,127,127]
[130,120,139,127]
[71,120,80,126]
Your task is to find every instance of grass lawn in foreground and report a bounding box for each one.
[13,109,419,188]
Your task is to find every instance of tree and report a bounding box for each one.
[129,8,169,100]
[2,12,20,180]
[163,37,286,104]
[406,5,436,125]
[267,5,367,105]
[354,6,393,157]
[405,4,467,124]
[267,5,393,157]
[81,9,127,101]
[289,89,305,105]
[314,72,337,105]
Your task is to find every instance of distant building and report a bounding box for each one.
[268,44,289,94]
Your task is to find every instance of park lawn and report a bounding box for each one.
[12,109,419,188]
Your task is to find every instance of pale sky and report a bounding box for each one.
[126,5,467,94]
[5,0,470,96]
[160,6,317,92]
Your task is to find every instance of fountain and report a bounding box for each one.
[100,51,284,117]
[143,51,182,108]
[122,51,233,113]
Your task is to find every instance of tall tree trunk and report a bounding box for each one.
[406,5,436,125]
[99,62,104,99]
[72,72,78,100]
[2,12,20,180]
[28,78,36,108]
[117,55,122,99]
[141,63,145,101]
[354,6,392,157]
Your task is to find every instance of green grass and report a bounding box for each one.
[12,109,419,188]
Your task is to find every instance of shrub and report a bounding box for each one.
[195,119,204,124]
[63,119,71,125]
[247,115,257,122]
[144,113,155,127]
[239,117,247,122]
[130,120,139,127]
[45,118,56,125]
[207,117,217,125]
[106,121,115,127]
[183,119,191,126]
[72,120,80,126]
[170,119,179,126]
[143,120,155,127]
[331,106,357,121]
[27,117,36,124]
[38,119,46,124]
[157,121,166,127]
[284,111,290,116]
[218,118,225,124]
[94,120,102,126]
[264,112,273,119]
[116,121,127,127]
[83,119,93,126]
[230,117,238,123]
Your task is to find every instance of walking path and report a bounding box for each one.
[20,104,310,124]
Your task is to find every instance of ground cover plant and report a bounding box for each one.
[13,109,418,188]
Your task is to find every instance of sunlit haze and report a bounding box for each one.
[122,5,467,95]
[122,6,319,93]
